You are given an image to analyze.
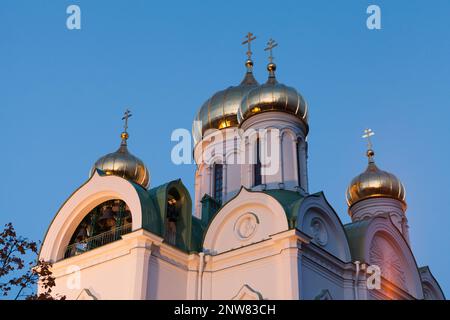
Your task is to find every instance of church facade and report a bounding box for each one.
[39,36,445,300]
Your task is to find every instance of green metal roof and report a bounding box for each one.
[343,219,372,262]
[260,189,305,228]
[130,181,162,236]
[190,216,206,253]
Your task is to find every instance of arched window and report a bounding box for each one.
[213,163,223,204]
[254,138,262,186]
[165,188,181,245]
[65,199,132,259]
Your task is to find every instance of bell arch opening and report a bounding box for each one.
[64,199,132,259]
[164,188,182,245]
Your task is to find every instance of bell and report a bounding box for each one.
[125,213,132,224]
[75,226,88,242]
[98,206,116,229]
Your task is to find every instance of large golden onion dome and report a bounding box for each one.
[192,59,259,145]
[238,59,308,129]
[346,149,406,209]
[89,111,150,189]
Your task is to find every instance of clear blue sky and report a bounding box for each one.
[1,0,449,297]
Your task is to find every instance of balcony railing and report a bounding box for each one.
[63,223,132,260]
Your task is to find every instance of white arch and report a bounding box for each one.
[280,128,297,143]
[203,188,289,254]
[39,171,144,262]
[225,149,239,165]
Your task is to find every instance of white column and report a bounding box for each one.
[279,132,285,188]
[299,140,309,193]
[244,137,252,188]
[129,244,152,299]
[223,162,228,202]
[207,165,213,196]
[194,170,202,218]
[294,138,300,189]
[260,134,267,188]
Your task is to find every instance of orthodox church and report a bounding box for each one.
[39,35,445,300]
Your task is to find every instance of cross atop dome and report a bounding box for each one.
[264,38,278,64]
[242,32,257,73]
[121,109,132,143]
[264,38,278,78]
[122,109,132,132]
[362,128,375,162]
[242,32,256,60]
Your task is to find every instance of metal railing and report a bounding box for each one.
[64,223,132,259]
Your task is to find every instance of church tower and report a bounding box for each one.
[192,33,259,217]
[193,36,310,219]
[237,38,309,194]
[346,129,410,243]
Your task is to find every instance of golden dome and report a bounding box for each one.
[90,131,150,189]
[346,150,406,209]
[238,62,308,129]
[192,60,259,144]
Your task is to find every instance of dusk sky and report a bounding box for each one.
[1,0,449,296]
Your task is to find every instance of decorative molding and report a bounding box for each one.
[302,249,346,281]
[419,267,446,300]
[234,213,259,241]
[369,236,406,289]
[423,288,432,300]
[310,217,328,246]
[232,284,263,300]
[314,289,332,300]
[296,194,352,263]
[76,288,97,300]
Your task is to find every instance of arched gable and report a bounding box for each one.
[345,214,423,299]
[39,170,159,262]
[295,192,351,262]
[419,266,446,300]
[203,188,289,254]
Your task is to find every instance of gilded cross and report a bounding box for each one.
[264,38,278,63]
[362,128,375,150]
[122,109,132,132]
[242,32,256,59]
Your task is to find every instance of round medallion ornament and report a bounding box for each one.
[310,217,328,246]
[234,213,259,240]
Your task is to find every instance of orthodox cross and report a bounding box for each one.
[264,38,278,63]
[362,128,375,150]
[122,109,132,133]
[242,32,256,59]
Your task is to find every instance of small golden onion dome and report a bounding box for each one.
[192,60,259,144]
[238,63,308,130]
[89,132,150,189]
[346,149,406,209]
